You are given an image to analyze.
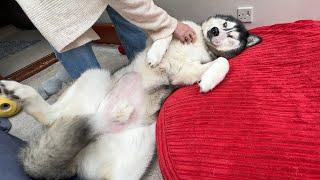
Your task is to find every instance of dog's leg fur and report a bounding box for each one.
[199,57,229,92]
[0,69,113,127]
[0,80,54,125]
[19,115,96,179]
[147,35,172,67]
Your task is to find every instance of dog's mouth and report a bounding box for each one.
[208,35,226,47]
[210,39,221,46]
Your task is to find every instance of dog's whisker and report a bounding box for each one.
[223,28,234,32]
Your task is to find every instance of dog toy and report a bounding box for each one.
[0,95,21,118]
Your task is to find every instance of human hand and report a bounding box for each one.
[173,22,196,43]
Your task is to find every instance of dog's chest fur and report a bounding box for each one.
[160,21,212,74]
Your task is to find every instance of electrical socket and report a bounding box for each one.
[237,7,253,23]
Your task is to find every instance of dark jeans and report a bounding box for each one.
[0,131,30,180]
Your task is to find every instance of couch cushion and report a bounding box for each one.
[157,20,320,179]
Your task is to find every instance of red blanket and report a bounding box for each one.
[157,20,320,179]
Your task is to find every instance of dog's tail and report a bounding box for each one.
[19,116,97,180]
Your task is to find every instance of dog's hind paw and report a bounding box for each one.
[0,80,37,101]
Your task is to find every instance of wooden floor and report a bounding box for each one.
[5,53,57,82]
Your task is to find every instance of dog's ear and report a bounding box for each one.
[246,34,262,48]
[94,72,145,133]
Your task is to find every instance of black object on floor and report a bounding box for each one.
[0,117,12,132]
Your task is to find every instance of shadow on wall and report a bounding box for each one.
[153,0,320,29]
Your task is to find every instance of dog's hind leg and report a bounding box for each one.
[108,123,156,180]
[0,80,55,126]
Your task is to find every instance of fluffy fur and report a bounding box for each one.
[0,15,261,180]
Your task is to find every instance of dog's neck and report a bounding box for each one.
[205,41,238,59]
[205,42,220,59]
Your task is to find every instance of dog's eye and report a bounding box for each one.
[223,22,228,28]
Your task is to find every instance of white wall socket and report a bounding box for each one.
[237,7,253,23]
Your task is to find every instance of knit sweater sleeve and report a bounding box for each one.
[110,0,178,40]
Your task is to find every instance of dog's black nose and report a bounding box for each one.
[211,27,219,36]
[207,27,219,39]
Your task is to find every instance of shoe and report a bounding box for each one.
[0,118,12,133]
[37,68,72,100]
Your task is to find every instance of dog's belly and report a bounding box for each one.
[52,69,112,117]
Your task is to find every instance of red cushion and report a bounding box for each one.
[156,20,320,179]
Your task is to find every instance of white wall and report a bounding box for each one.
[154,0,320,29]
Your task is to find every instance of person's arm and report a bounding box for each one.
[110,0,196,66]
[110,0,177,41]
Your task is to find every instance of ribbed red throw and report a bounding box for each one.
[156,20,320,179]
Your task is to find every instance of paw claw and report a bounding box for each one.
[147,59,160,68]
[199,81,212,93]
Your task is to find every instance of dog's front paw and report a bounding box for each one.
[0,80,37,101]
[146,49,162,68]
[199,79,213,93]
[146,35,172,68]
[199,57,229,93]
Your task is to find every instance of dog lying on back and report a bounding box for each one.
[0,15,260,180]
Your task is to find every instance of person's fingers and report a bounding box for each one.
[182,36,187,44]
[189,33,195,43]
[185,34,192,44]
[190,27,196,34]
[180,35,186,43]
[185,31,195,43]
[188,35,192,43]
[191,31,197,42]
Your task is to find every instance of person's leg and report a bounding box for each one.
[106,6,147,61]
[38,42,101,99]
[55,42,101,79]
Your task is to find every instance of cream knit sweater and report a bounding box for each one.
[15,0,178,52]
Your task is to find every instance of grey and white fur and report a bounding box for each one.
[0,15,261,180]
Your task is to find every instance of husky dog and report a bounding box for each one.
[0,15,260,180]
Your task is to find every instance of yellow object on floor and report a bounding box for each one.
[0,95,21,118]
